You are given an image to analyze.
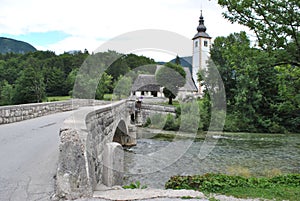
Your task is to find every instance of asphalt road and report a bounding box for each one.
[0,110,74,201]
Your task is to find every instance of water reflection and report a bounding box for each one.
[124,129,300,188]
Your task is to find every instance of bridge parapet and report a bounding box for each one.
[0,99,106,124]
[56,100,135,199]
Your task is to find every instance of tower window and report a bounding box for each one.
[195,41,198,48]
[204,40,208,47]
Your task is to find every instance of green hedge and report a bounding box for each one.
[166,173,300,192]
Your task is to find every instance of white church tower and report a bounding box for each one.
[192,11,212,94]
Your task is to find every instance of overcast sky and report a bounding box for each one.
[0,0,251,61]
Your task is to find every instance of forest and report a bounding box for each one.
[0,50,155,105]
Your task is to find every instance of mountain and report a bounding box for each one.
[0,37,37,54]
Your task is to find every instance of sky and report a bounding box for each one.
[0,0,252,61]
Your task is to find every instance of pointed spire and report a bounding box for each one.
[197,10,207,33]
[193,10,211,39]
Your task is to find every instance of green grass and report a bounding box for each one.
[159,100,180,107]
[44,96,71,102]
[165,173,300,201]
[103,94,126,101]
[222,186,300,201]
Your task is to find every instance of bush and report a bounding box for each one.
[163,114,179,131]
[143,117,151,127]
[144,113,167,129]
[165,173,300,193]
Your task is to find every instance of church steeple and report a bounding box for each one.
[193,11,211,40]
[192,10,212,94]
[197,10,207,33]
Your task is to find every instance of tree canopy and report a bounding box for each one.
[218,0,300,66]
[0,50,156,105]
[204,31,299,133]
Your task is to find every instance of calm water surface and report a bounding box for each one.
[124,129,300,188]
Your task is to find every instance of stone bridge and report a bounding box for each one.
[55,99,176,199]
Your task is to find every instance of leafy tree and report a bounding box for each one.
[0,80,13,105]
[44,67,65,96]
[123,53,155,69]
[114,75,132,99]
[13,58,45,104]
[106,54,130,81]
[96,72,113,100]
[64,68,78,96]
[208,31,299,133]
[218,0,300,66]
[156,62,186,105]
[272,64,300,132]
[175,55,181,65]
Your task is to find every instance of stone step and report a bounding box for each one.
[93,186,206,201]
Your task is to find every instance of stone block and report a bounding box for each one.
[102,142,124,187]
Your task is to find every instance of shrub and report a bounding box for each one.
[163,114,179,131]
[165,173,300,193]
[143,117,151,127]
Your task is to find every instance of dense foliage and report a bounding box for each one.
[0,50,155,105]
[202,31,299,133]
[144,99,210,132]
[218,0,300,64]
[165,173,300,200]
[198,0,300,133]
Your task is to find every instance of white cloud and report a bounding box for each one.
[0,0,252,59]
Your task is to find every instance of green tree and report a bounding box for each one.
[96,72,113,100]
[114,75,132,99]
[156,62,186,105]
[175,55,181,65]
[106,54,130,81]
[218,0,300,65]
[13,58,45,104]
[0,80,13,105]
[123,53,155,69]
[64,68,78,96]
[44,67,65,96]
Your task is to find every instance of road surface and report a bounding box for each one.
[0,110,74,201]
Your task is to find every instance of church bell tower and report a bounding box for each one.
[192,11,212,93]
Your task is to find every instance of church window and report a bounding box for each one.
[195,41,198,48]
[204,40,208,47]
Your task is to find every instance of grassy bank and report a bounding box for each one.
[44,96,71,102]
[165,173,300,201]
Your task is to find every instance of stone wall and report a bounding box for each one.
[0,99,105,124]
[56,100,135,199]
[136,103,176,125]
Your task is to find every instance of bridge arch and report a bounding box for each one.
[112,119,130,146]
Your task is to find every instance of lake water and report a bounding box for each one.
[123,129,300,188]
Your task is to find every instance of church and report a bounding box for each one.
[131,11,211,99]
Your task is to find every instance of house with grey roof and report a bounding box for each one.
[131,74,163,97]
[131,65,197,99]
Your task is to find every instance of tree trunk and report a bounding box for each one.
[168,97,173,105]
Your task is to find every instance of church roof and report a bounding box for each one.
[193,32,211,39]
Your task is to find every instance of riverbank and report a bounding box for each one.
[165,173,300,201]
